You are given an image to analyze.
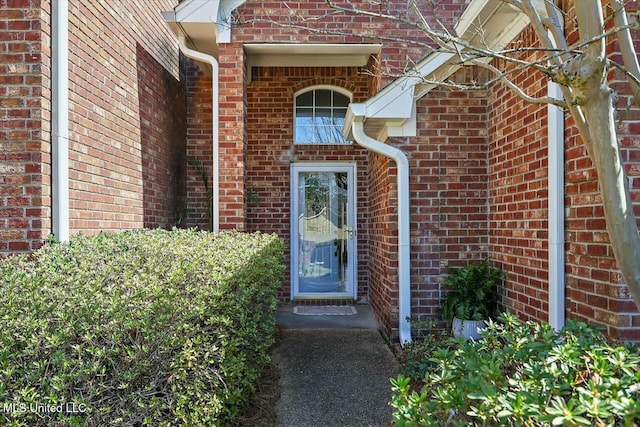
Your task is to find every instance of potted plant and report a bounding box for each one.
[440,258,503,339]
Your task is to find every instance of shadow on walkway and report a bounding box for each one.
[274,305,398,427]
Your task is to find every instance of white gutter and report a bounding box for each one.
[349,104,412,345]
[177,35,220,233]
[548,79,565,330]
[51,0,70,242]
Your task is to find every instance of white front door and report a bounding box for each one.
[291,163,357,299]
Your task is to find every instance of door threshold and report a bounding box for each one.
[293,305,357,316]
[291,298,356,305]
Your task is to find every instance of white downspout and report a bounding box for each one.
[51,0,70,242]
[177,35,220,233]
[350,107,412,345]
[548,79,565,330]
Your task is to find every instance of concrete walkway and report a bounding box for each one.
[273,305,398,427]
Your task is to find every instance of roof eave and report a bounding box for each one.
[162,0,247,59]
[345,0,539,141]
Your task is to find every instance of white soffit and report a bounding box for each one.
[244,43,382,68]
[455,0,538,51]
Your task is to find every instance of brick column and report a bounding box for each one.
[218,43,246,230]
[0,0,51,253]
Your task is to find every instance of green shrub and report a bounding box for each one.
[0,229,285,426]
[391,313,640,426]
[440,259,503,322]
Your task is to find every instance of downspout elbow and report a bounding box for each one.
[177,35,220,233]
[351,119,412,345]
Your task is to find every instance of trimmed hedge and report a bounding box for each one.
[0,229,285,426]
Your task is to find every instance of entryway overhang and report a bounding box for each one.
[244,43,382,83]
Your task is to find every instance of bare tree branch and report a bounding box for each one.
[471,59,568,107]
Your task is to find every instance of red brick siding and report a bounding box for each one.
[218,44,247,230]
[367,153,397,338]
[368,67,490,340]
[137,46,187,228]
[66,0,183,233]
[184,44,247,231]
[0,0,51,254]
[184,62,214,230]
[486,4,640,341]
[233,0,469,85]
[487,26,550,322]
[409,67,489,337]
[562,0,640,340]
[245,66,372,301]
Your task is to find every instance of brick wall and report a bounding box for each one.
[0,0,51,253]
[137,46,187,228]
[367,153,397,337]
[183,61,214,230]
[486,7,640,341]
[184,44,247,231]
[245,66,372,301]
[408,67,489,337]
[562,0,640,340]
[233,0,470,85]
[368,67,490,340]
[218,44,247,230]
[67,0,184,233]
[2,0,186,253]
[487,26,550,322]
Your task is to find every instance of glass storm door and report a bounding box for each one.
[291,164,356,299]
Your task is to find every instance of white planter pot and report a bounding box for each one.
[452,318,487,340]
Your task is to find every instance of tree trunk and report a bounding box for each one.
[582,84,640,309]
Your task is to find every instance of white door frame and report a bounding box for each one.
[290,162,357,300]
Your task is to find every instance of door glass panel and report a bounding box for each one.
[297,171,349,293]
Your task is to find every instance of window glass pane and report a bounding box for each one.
[295,126,314,144]
[315,90,331,107]
[330,125,346,143]
[333,107,347,119]
[334,92,350,108]
[296,91,313,107]
[295,108,313,127]
[294,89,351,145]
[315,108,332,126]
[315,125,333,144]
[333,116,345,128]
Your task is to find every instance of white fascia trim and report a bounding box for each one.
[341,51,457,139]
[164,0,247,42]
[455,0,536,49]
[364,51,456,120]
[344,0,535,136]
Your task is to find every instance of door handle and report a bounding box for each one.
[348,226,354,240]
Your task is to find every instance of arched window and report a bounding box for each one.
[294,87,351,145]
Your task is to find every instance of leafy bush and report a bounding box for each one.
[391,313,640,426]
[440,259,503,321]
[0,229,285,426]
